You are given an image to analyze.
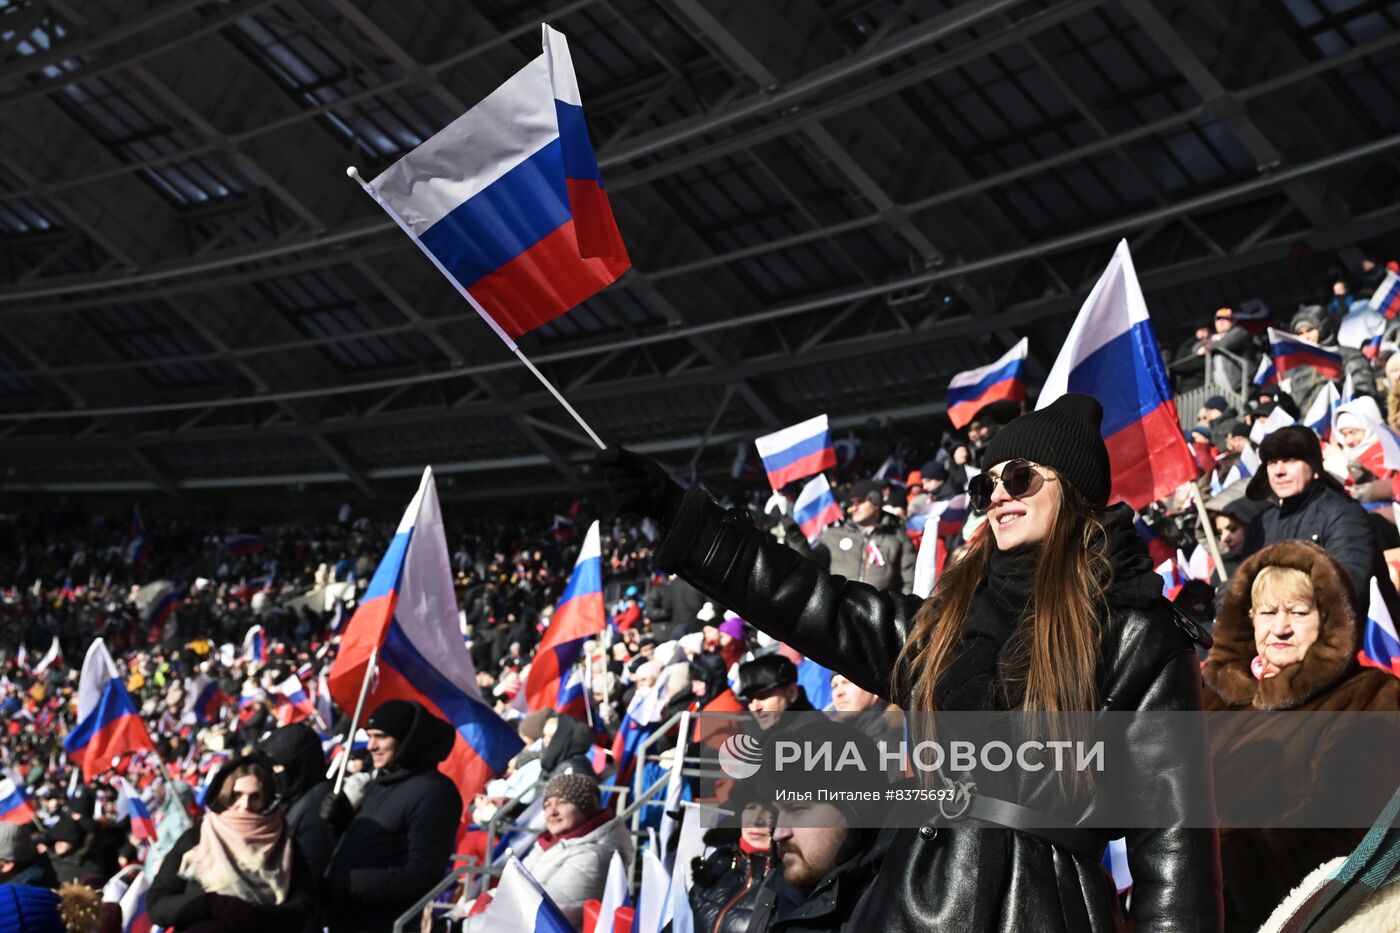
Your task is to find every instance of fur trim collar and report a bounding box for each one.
[1202,540,1359,710]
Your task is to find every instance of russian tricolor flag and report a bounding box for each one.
[0,771,35,825]
[1038,240,1197,510]
[1156,559,1187,599]
[119,870,153,933]
[1370,269,1400,320]
[116,777,156,842]
[226,533,266,557]
[1269,327,1344,381]
[464,855,573,932]
[365,25,628,341]
[755,414,838,491]
[932,494,970,538]
[241,625,268,665]
[525,522,604,719]
[1361,576,1400,677]
[1302,381,1341,443]
[945,337,1028,429]
[1253,356,1278,388]
[792,475,843,544]
[271,675,317,727]
[63,639,156,781]
[329,468,523,812]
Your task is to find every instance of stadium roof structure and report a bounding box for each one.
[1,0,1398,500]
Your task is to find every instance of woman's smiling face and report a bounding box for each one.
[987,461,1061,550]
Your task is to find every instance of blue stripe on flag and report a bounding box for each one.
[947,358,1025,406]
[555,555,602,607]
[1066,320,1173,437]
[555,101,602,183]
[419,139,570,289]
[761,433,832,472]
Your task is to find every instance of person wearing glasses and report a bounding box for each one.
[597,393,1222,932]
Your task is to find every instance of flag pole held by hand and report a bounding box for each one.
[333,646,377,796]
[346,166,606,450]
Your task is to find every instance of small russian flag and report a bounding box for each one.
[1360,576,1400,677]
[116,777,157,842]
[945,338,1028,429]
[1269,327,1344,381]
[755,415,837,491]
[792,474,843,544]
[271,675,317,727]
[1253,356,1278,387]
[0,771,35,825]
[1369,269,1400,320]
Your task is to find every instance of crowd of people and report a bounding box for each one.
[2,253,1400,933]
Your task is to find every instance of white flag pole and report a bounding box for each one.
[347,167,607,450]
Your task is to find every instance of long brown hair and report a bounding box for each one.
[894,470,1110,713]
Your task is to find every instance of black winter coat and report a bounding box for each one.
[321,704,463,933]
[690,843,772,933]
[147,827,315,933]
[746,828,886,933]
[1258,477,1379,606]
[652,489,1224,933]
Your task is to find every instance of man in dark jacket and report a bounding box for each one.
[735,655,814,732]
[1246,425,1382,606]
[320,700,463,933]
[257,723,335,883]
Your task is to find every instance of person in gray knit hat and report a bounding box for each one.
[594,391,1220,930]
[0,821,58,888]
[518,770,633,928]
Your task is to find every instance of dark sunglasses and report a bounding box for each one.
[967,459,1046,513]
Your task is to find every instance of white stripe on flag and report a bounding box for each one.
[754,414,830,459]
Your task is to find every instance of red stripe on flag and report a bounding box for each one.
[328,593,395,712]
[71,714,156,781]
[947,378,1025,429]
[1104,401,1199,511]
[470,219,629,339]
[565,178,629,262]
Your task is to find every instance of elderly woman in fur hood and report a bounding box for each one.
[1201,540,1400,932]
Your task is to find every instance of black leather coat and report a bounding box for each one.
[690,843,772,933]
[653,490,1224,932]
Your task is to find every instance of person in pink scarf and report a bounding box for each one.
[149,756,314,933]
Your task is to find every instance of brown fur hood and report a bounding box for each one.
[1203,540,1360,710]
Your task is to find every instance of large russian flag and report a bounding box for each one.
[1361,577,1400,677]
[0,771,35,825]
[792,474,843,544]
[1269,327,1344,381]
[464,855,573,932]
[525,522,604,719]
[946,337,1028,429]
[329,467,524,809]
[1370,269,1400,320]
[63,639,156,781]
[119,870,153,933]
[1038,240,1198,510]
[755,415,837,491]
[366,25,628,341]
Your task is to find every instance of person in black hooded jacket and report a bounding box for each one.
[688,780,775,933]
[257,723,335,884]
[598,394,1223,933]
[319,699,462,933]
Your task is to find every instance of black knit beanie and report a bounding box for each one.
[366,699,417,741]
[983,393,1111,505]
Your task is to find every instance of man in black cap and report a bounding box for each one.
[783,479,916,595]
[1247,425,1378,605]
[736,655,815,731]
[320,699,462,933]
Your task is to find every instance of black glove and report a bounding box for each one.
[319,790,353,830]
[596,447,686,525]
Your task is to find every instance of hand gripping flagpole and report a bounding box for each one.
[346,166,607,450]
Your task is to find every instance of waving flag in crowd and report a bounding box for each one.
[1253,356,1278,387]
[359,25,628,342]
[115,777,157,842]
[756,415,837,492]
[241,624,268,665]
[792,475,843,544]
[32,635,63,675]
[119,870,153,933]
[1302,382,1341,443]
[464,855,573,931]
[1371,269,1400,320]
[525,521,604,719]
[1269,327,1344,381]
[1037,240,1196,510]
[184,676,229,727]
[63,639,157,781]
[330,467,523,809]
[226,533,266,557]
[270,674,317,727]
[0,770,34,824]
[946,337,1028,429]
[1361,577,1400,676]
